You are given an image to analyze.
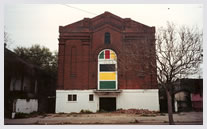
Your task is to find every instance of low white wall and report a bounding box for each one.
[117,89,159,111]
[15,99,38,113]
[56,90,98,113]
[56,89,159,113]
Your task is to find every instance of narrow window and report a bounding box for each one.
[73,94,77,101]
[89,94,94,101]
[68,95,72,101]
[104,32,110,44]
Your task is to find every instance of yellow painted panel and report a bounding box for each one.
[110,50,116,60]
[100,72,116,80]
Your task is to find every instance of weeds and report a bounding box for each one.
[14,111,47,119]
[80,110,93,114]
[14,112,29,119]
[140,114,156,117]
[159,113,166,116]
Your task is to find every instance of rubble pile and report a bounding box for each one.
[114,109,158,114]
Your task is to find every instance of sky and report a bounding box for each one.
[4,4,203,52]
[4,4,204,79]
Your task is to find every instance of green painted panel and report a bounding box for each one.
[100,81,116,89]
[99,51,104,59]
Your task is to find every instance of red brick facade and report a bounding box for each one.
[57,12,157,90]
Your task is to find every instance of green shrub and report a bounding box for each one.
[14,111,47,118]
[14,112,29,119]
[140,114,156,117]
[116,108,123,111]
[58,112,65,114]
[96,109,107,113]
[80,109,93,114]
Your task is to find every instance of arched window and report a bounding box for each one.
[98,49,117,90]
[104,32,110,44]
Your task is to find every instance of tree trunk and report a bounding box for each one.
[166,89,175,125]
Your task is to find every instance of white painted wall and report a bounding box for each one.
[56,90,98,113]
[56,89,159,113]
[15,99,38,113]
[117,89,159,111]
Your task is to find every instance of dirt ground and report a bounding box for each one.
[4,111,203,125]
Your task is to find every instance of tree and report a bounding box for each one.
[13,44,58,77]
[4,31,13,48]
[155,22,203,124]
[117,22,202,125]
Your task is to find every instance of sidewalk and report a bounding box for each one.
[4,112,203,125]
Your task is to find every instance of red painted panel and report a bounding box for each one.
[105,50,110,59]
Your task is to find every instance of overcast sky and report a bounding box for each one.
[4,4,203,52]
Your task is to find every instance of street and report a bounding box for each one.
[4,111,203,125]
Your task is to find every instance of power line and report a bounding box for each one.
[60,4,97,16]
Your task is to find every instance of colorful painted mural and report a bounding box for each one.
[98,49,117,90]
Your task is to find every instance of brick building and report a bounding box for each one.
[56,12,159,113]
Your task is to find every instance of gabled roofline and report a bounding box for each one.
[59,11,155,33]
